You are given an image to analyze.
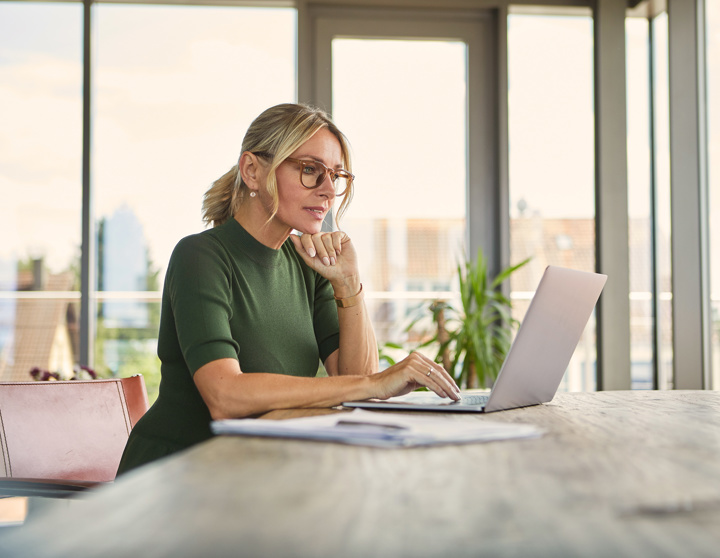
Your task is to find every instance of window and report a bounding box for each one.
[0,3,295,402]
[0,1,82,382]
[332,38,467,350]
[626,16,654,389]
[508,12,596,391]
[93,4,296,398]
[3,1,711,395]
[650,12,673,390]
[93,5,296,400]
[313,9,493,384]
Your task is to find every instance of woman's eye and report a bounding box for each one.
[302,164,317,174]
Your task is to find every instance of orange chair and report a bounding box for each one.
[0,375,148,497]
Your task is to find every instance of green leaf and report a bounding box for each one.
[491,257,531,289]
[379,248,530,387]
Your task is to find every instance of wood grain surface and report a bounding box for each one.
[2,391,720,558]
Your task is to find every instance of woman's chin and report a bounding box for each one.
[294,223,324,236]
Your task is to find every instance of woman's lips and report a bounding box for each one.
[304,207,327,220]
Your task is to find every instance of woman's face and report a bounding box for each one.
[270,128,343,236]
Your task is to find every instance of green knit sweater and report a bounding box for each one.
[117,218,340,473]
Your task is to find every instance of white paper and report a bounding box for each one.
[211,409,543,448]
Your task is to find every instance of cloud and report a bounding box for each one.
[0,53,82,184]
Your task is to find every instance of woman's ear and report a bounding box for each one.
[238,152,265,192]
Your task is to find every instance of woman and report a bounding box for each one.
[117,103,459,474]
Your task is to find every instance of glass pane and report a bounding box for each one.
[332,39,467,367]
[626,17,654,389]
[0,2,82,381]
[652,13,673,390]
[508,14,596,391]
[94,5,296,400]
[707,0,720,389]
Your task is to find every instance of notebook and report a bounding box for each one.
[343,265,607,413]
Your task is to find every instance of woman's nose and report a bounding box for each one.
[316,171,336,197]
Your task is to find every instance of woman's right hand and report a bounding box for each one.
[369,352,461,401]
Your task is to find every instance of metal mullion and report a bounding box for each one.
[667,0,709,389]
[593,0,631,390]
[79,0,94,367]
[696,0,711,388]
[648,16,661,390]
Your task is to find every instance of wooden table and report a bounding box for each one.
[2,391,720,557]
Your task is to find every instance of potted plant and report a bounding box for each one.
[397,249,529,389]
[29,365,98,381]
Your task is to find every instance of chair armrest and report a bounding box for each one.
[0,478,106,499]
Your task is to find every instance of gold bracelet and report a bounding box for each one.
[334,284,364,308]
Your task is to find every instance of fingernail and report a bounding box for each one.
[308,248,316,258]
[322,257,330,266]
[330,257,336,266]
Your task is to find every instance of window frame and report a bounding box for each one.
[1,0,712,392]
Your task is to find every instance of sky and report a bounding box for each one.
[1,4,718,293]
[0,4,297,276]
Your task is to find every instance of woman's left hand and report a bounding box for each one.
[289,231,360,294]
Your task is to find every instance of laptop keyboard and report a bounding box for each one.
[458,394,490,406]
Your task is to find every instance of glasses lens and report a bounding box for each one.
[334,176,349,196]
[299,162,322,188]
[298,161,349,195]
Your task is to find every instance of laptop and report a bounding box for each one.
[344,265,607,413]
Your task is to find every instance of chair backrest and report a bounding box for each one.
[0,375,149,483]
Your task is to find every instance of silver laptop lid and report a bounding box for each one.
[483,265,607,412]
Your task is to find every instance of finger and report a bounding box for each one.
[407,353,460,400]
[305,233,331,267]
[426,359,460,396]
[297,233,317,258]
[331,231,345,255]
[422,365,460,400]
[290,234,315,265]
[414,367,452,399]
[434,365,461,399]
[320,234,338,266]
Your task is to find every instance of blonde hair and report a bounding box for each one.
[202,103,354,228]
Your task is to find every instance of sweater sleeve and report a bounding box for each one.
[166,235,239,375]
[313,273,340,363]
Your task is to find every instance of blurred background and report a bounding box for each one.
[0,0,716,402]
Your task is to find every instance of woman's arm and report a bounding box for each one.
[194,352,459,420]
[290,232,378,377]
[323,280,377,377]
[195,230,459,420]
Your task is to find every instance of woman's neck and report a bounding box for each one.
[233,204,290,250]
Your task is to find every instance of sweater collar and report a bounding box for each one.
[220,218,286,268]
